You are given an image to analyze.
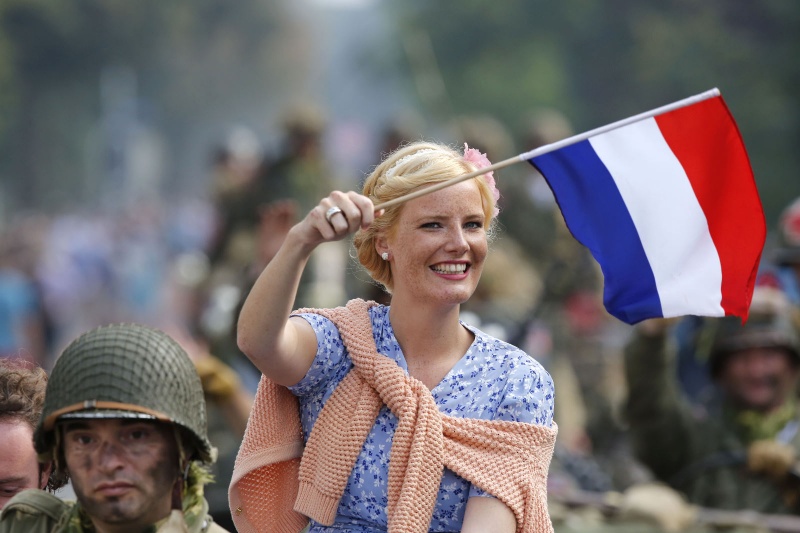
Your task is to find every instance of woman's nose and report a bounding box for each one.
[445,227,469,252]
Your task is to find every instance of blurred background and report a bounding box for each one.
[1,0,797,361]
[1,1,799,528]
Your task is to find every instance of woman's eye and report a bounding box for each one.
[465,221,483,229]
[421,222,442,229]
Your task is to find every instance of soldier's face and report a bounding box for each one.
[62,419,180,530]
[719,347,799,412]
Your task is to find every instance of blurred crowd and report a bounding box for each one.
[2,101,800,532]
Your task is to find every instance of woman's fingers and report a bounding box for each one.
[316,191,375,237]
[349,192,378,229]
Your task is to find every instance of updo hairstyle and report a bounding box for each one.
[353,141,497,292]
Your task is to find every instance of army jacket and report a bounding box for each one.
[624,330,800,514]
[0,490,230,533]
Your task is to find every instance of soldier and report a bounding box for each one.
[0,323,230,532]
[624,285,800,514]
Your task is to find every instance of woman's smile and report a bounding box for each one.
[430,261,469,277]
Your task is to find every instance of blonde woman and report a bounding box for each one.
[232,141,557,533]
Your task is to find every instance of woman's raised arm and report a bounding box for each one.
[236,191,377,386]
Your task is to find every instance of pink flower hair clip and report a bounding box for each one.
[463,143,500,217]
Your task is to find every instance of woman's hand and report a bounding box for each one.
[293,190,379,250]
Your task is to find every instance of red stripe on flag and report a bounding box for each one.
[655,97,765,320]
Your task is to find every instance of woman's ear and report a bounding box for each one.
[375,234,389,257]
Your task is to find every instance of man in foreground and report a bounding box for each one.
[0,323,230,532]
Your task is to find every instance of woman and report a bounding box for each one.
[231,142,557,533]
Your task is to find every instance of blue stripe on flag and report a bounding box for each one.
[530,140,663,323]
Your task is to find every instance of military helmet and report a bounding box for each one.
[34,323,214,463]
[708,287,800,377]
[774,196,800,266]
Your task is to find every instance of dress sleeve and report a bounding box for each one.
[286,312,350,397]
[494,353,555,428]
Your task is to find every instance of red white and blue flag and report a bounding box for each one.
[527,92,765,324]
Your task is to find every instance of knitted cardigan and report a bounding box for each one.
[229,299,557,533]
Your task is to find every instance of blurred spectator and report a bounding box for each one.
[207,126,263,272]
[672,196,800,417]
[252,103,332,215]
[374,112,425,160]
[504,107,573,265]
[762,196,800,305]
[0,226,49,366]
[166,327,254,532]
[0,359,53,508]
[624,286,800,514]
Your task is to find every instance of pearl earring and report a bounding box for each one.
[381,252,389,261]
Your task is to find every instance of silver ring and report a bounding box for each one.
[325,206,343,223]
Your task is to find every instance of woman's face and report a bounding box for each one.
[382,179,488,308]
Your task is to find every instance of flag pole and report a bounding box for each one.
[374,88,721,211]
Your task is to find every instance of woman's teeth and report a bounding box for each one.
[432,263,467,274]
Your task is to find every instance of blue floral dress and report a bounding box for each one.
[289,304,555,532]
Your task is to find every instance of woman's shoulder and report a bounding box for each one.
[454,324,554,425]
[296,302,389,327]
[468,323,546,368]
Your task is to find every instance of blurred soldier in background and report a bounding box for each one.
[166,328,253,532]
[0,359,53,509]
[258,104,333,214]
[206,126,263,274]
[0,323,230,532]
[624,285,800,515]
[763,196,800,305]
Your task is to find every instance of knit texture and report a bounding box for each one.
[229,299,557,533]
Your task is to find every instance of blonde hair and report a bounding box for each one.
[353,141,497,292]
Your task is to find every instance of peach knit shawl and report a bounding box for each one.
[229,299,557,533]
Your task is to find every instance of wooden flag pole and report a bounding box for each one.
[373,154,522,211]
[373,88,721,212]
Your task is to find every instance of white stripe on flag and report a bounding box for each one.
[589,118,725,317]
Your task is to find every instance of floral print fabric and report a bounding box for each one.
[288,304,554,532]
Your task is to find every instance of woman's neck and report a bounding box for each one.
[387,296,472,389]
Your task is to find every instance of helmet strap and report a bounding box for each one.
[171,424,191,511]
[53,427,64,478]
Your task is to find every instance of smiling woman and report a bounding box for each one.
[232,141,558,533]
